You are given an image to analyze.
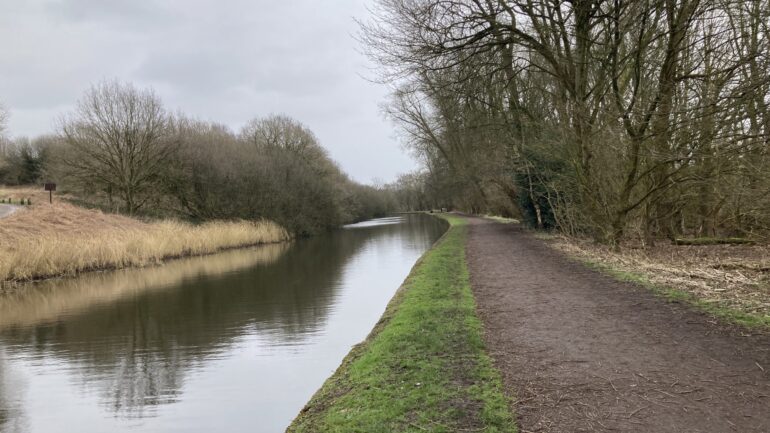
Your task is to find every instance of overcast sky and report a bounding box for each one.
[0,0,417,183]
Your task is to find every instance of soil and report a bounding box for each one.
[465,217,770,432]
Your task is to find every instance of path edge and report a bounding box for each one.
[286,213,517,432]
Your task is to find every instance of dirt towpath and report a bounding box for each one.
[465,217,770,432]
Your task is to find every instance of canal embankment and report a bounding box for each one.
[0,202,289,288]
[287,214,517,433]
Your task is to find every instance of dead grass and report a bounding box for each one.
[483,214,521,224]
[0,185,65,205]
[0,202,290,285]
[545,235,770,321]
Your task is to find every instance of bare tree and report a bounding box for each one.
[0,103,8,137]
[363,0,770,243]
[60,81,175,214]
[0,103,10,177]
[239,114,333,174]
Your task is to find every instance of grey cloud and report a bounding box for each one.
[0,0,418,182]
[136,45,343,97]
[45,0,171,27]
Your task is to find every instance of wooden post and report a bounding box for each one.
[44,183,56,204]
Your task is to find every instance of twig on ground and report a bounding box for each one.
[628,405,649,418]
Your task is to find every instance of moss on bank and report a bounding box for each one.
[287,215,516,433]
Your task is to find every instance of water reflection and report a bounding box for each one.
[343,216,404,228]
[0,243,290,329]
[0,214,445,433]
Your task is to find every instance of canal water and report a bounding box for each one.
[0,214,446,433]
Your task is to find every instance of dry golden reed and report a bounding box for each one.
[0,242,289,328]
[0,203,290,284]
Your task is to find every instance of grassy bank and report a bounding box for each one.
[288,215,516,433]
[0,202,289,286]
[541,234,770,329]
[582,259,770,329]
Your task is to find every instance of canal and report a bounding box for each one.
[0,214,446,433]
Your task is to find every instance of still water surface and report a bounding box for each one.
[0,214,445,433]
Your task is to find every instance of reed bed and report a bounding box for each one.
[0,203,290,284]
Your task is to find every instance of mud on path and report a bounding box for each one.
[465,217,770,432]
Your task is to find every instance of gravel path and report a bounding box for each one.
[0,204,20,219]
[465,217,770,432]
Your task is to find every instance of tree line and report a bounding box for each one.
[363,0,770,243]
[0,81,395,235]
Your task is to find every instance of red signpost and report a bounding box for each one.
[44,183,56,204]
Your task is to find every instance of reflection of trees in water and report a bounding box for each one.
[103,344,185,418]
[0,214,445,420]
[0,350,27,433]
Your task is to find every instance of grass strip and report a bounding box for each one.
[581,259,770,329]
[673,237,755,246]
[481,215,520,224]
[287,215,517,433]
